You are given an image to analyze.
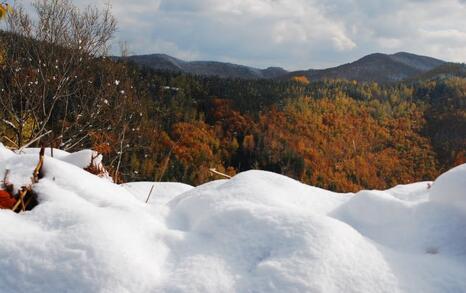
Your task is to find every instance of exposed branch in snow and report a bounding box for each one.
[17,130,52,153]
[4,148,43,212]
[145,184,155,204]
[114,125,127,182]
[209,168,232,179]
[2,136,18,149]
[33,147,45,183]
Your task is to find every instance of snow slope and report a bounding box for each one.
[0,145,466,292]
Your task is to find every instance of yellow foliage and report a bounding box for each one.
[242,134,255,152]
[1,115,37,147]
[0,4,12,20]
[0,46,5,65]
[291,75,310,85]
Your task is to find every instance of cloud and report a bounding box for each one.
[21,0,466,69]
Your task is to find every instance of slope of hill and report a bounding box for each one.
[124,52,446,83]
[289,52,446,83]
[123,54,289,79]
[409,62,466,82]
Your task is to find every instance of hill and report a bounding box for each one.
[1,29,464,190]
[409,62,466,82]
[125,52,446,83]
[288,52,446,83]
[123,53,289,79]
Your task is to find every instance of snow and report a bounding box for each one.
[0,144,14,161]
[385,181,432,202]
[430,164,466,210]
[122,182,194,206]
[16,148,102,170]
[59,149,103,169]
[0,144,466,292]
[18,147,70,159]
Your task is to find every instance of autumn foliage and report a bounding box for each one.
[1,22,464,191]
[0,190,16,209]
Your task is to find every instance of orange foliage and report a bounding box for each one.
[255,96,439,192]
[0,190,16,209]
[291,75,310,85]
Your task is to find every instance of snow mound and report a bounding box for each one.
[1,148,466,292]
[385,181,432,202]
[122,182,193,206]
[430,164,466,210]
[59,149,102,169]
[0,144,15,161]
[166,172,396,292]
[15,146,103,171]
[18,147,70,159]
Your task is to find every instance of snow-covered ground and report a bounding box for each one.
[1,143,466,292]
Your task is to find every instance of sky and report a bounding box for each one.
[25,0,466,70]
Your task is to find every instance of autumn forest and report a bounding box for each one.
[0,1,465,192]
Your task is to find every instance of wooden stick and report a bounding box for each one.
[12,188,28,212]
[2,136,18,148]
[17,130,52,153]
[145,184,155,204]
[19,189,26,211]
[2,169,9,187]
[33,147,45,183]
[11,198,21,212]
[209,168,232,179]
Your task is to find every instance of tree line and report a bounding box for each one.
[1,0,464,191]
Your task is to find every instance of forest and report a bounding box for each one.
[119,69,465,191]
[0,1,465,192]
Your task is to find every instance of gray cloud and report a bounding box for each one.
[22,0,466,69]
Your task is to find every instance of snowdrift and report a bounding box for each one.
[1,144,466,292]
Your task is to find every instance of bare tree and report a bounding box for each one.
[0,0,116,148]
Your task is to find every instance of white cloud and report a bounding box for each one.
[21,0,466,69]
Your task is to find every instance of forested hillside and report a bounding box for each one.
[0,2,464,192]
[121,70,465,191]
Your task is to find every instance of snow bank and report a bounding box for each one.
[385,181,432,202]
[122,182,194,206]
[1,147,466,292]
[430,164,466,210]
[16,147,104,171]
[0,144,14,161]
[18,147,70,159]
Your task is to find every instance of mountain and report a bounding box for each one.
[124,52,446,83]
[123,54,289,79]
[410,62,466,82]
[288,52,446,83]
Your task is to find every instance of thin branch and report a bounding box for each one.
[145,184,155,204]
[209,168,232,179]
[17,129,52,152]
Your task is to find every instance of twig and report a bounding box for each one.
[2,136,18,148]
[12,188,28,212]
[145,184,155,204]
[17,130,52,152]
[114,125,127,181]
[2,170,9,186]
[33,147,45,183]
[156,137,180,182]
[209,168,232,179]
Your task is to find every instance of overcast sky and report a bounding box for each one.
[36,0,466,70]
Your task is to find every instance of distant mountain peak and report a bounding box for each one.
[123,52,447,83]
[124,54,288,79]
[287,52,446,83]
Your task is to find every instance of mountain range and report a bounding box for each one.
[123,52,463,83]
[123,54,288,79]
